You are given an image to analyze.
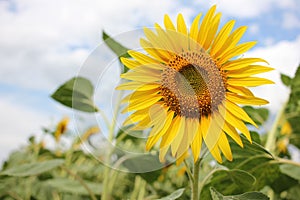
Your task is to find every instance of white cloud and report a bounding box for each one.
[246,35,300,112]
[193,0,299,19]
[276,0,298,10]
[248,24,260,35]
[0,0,194,91]
[282,13,300,29]
[192,0,271,18]
[263,37,275,46]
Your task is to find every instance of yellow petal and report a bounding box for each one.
[225,100,257,127]
[159,146,169,162]
[165,29,183,53]
[146,110,174,150]
[222,58,269,70]
[125,50,166,71]
[177,14,187,35]
[176,151,189,165]
[227,77,274,87]
[203,13,221,50]
[215,26,247,58]
[223,121,243,147]
[210,144,223,163]
[191,121,203,162]
[171,117,186,156]
[218,132,233,161]
[131,115,152,130]
[190,13,202,42]
[131,102,166,130]
[123,108,150,126]
[164,14,175,31]
[201,115,223,163]
[202,113,223,157]
[226,85,254,96]
[177,118,198,159]
[226,65,274,78]
[128,50,157,65]
[154,23,177,54]
[120,57,141,69]
[160,116,182,148]
[198,5,217,46]
[143,28,172,59]
[116,82,160,91]
[121,95,162,113]
[120,70,161,83]
[121,89,159,104]
[224,110,252,142]
[226,93,269,105]
[211,20,235,56]
[218,41,257,65]
[226,65,274,77]
[140,39,169,63]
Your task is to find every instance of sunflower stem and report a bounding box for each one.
[192,158,202,200]
[184,160,194,183]
[265,101,287,153]
[102,90,124,200]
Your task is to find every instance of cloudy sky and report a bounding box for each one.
[0,0,300,163]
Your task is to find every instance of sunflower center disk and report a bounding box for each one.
[176,64,208,95]
[160,51,226,118]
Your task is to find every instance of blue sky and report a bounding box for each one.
[0,0,300,163]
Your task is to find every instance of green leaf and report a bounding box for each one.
[210,187,269,200]
[157,188,185,200]
[280,163,300,181]
[200,169,256,199]
[102,31,131,73]
[223,136,278,191]
[51,77,98,112]
[224,137,298,194]
[286,185,300,200]
[0,159,64,177]
[269,172,298,193]
[243,106,269,126]
[122,154,163,183]
[281,73,292,87]
[43,178,102,195]
[250,131,262,144]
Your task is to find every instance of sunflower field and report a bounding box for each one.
[1,5,300,200]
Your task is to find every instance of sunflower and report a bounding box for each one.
[117,5,273,163]
[54,117,69,142]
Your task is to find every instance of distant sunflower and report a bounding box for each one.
[54,117,69,142]
[117,5,273,163]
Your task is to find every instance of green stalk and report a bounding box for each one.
[102,90,123,200]
[274,157,300,167]
[184,160,194,183]
[265,102,287,153]
[129,176,146,200]
[192,158,201,200]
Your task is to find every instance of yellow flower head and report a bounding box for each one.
[54,117,69,142]
[277,138,289,154]
[117,5,273,163]
[281,121,292,136]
